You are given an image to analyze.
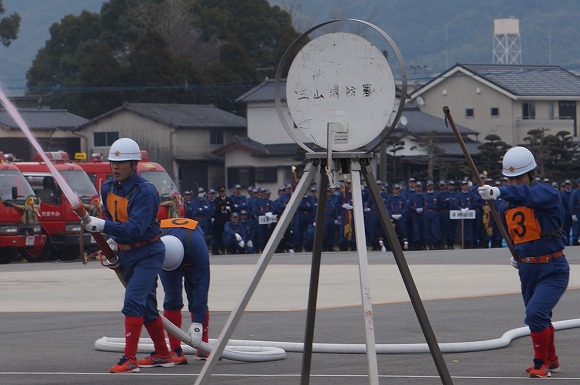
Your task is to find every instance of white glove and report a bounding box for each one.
[478,185,500,200]
[247,240,253,248]
[265,212,273,218]
[188,322,203,346]
[392,214,402,220]
[84,216,105,233]
[364,207,371,212]
[573,214,578,222]
[334,219,340,225]
[510,257,518,269]
[106,238,117,252]
[379,239,386,252]
[238,240,245,248]
[235,233,242,241]
[467,181,473,187]
[416,207,423,214]
[342,203,353,210]
[460,207,469,214]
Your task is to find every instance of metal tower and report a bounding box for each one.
[493,18,521,64]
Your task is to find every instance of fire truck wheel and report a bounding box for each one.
[24,245,45,261]
[0,249,16,264]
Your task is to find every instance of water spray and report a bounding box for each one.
[0,86,123,280]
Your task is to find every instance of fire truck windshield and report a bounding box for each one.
[139,171,179,199]
[0,170,35,200]
[60,170,98,198]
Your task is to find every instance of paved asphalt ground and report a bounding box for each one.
[2,246,580,385]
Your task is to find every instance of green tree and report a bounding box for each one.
[410,132,443,180]
[25,0,300,118]
[385,134,405,181]
[475,134,511,181]
[0,1,20,47]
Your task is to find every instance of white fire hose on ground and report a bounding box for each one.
[95,318,580,361]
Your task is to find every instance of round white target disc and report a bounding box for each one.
[286,32,397,151]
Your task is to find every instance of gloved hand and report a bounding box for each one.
[416,207,423,214]
[84,216,105,233]
[478,185,500,200]
[106,238,118,252]
[334,219,340,225]
[238,240,245,248]
[364,207,371,213]
[188,322,203,346]
[211,218,215,224]
[467,181,473,187]
[460,207,469,214]
[265,212,273,218]
[247,240,253,248]
[342,203,353,210]
[392,214,402,220]
[510,257,518,269]
[235,233,242,241]
[573,214,578,222]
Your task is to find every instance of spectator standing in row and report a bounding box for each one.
[212,186,232,255]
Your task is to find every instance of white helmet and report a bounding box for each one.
[502,146,537,177]
[108,138,142,161]
[161,235,184,271]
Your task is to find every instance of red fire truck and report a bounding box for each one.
[75,151,184,219]
[0,152,47,263]
[12,151,101,261]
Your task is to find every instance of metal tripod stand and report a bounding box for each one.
[194,152,453,385]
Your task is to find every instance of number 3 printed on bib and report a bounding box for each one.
[505,207,541,245]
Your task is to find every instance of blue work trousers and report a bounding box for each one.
[519,256,569,332]
[119,241,165,322]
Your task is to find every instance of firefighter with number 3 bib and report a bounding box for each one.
[478,146,569,378]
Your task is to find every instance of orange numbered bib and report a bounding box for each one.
[505,206,542,245]
[160,218,198,230]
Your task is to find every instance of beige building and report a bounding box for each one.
[0,108,87,160]
[77,102,246,192]
[409,64,580,146]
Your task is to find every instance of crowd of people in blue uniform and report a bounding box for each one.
[183,176,580,255]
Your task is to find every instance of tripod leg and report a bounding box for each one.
[194,160,319,385]
[361,161,454,385]
[300,165,329,385]
[350,160,380,385]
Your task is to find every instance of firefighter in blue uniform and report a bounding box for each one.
[189,187,212,248]
[253,188,274,252]
[158,217,210,362]
[568,178,580,245]
[293,187,317,252]
[83,138,173,373]
[322,187,340,251]
[423,180,441,249]
[224,211,247,254]
[273,186,293,252]
[455,180,476,249]
[386,183,407,249]
[183,190,194,218]
[239,210,255,253]
[406,181,425,250]
[229,184,247,213]
[437,181,454,249]
[478,146,569,378]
